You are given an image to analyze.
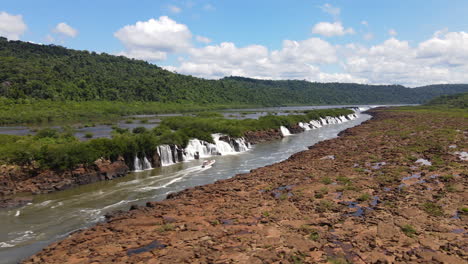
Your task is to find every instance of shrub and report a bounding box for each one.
[401,224,417,237]
[422,202,444,217]
[132,127,147,134]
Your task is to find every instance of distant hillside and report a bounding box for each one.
[425,92,468,108]
[1,37,467,105]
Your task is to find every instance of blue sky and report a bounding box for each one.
[1,0,468,86]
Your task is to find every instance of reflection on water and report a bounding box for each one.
[0,114,371,264]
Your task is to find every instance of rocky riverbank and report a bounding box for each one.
[0,158,129,208]
[22,109,468,263]
[0,126,299,208]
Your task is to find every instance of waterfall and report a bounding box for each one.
[298,122,311,131]
[133,155,153,171]
[157,145,175,166]
[134,156,143,171]
[319,117,328,125]
[142,157,152,170]
[309,120,322,128]
[233,138,250,152]
[358,107,370,112]
[347,113,357,120]
[212,133,236,155]
[280,126,291,136]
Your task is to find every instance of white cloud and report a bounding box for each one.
[0,11,27,40]
[312,22,354,37]
[320,3,340,19]
[417,31,468,67]
[114,16,192,61]
[196,35,212,44]
[173,30,468,86]
[53,22,78,38]
[117,49,167,61]
[168,5,181,14]
[388,29,397,37]
[165,38,362,83]
[114,16,468,87]
[343,31,468,86]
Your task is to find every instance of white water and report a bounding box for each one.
[280,126,292,136]
[0,110,372,264]
[156,134,252,167]
[157,145,176,166]
[133,156,153,171]
[133,156,142,171]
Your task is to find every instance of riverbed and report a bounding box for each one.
[0,112,371,264]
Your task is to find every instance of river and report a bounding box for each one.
[0,111,372,264]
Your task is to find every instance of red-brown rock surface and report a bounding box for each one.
[0,158,129,202]
[24,110,467,263]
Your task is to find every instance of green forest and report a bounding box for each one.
[426,92,468,109]
[0,38,467,124]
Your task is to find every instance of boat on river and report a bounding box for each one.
[202,160,216,168]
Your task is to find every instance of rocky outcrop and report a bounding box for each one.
[0,157,129,207]
[288,124,305,134]
[24,109,467,263]
[244,129,283,144]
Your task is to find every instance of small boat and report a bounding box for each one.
[202,160,216,168]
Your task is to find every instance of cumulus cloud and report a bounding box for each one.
[312,22,354,37]
[114,15,468,87]
[53,22,78,37]
[114,16,192,61]
[196,35,212,44]
[165,38,367,83]
[172,30,468,86]
[417,31,468,67]
[0,11,27,40]
[343,31,468,86]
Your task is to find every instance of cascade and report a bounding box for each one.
[212,134,236,155]
[309,120,322,128]
[280,126,292,136]
[298,122,311,131]
[157,145,175,166]
[133,156,143,171]
[233,138,250,152]
[319,117,328,125]
[142,157,152,170]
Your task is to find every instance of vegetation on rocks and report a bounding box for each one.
[0,108,351,169]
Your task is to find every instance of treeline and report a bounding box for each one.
[425,92,468,109]
[0,108,352,169]
[1,38,467,106]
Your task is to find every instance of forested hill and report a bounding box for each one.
[1,37,467,105]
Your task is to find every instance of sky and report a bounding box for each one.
[1,0,468,87]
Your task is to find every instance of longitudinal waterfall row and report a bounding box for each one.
[133,110,362,171]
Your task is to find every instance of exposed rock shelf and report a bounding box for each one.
[24,109,467,263]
